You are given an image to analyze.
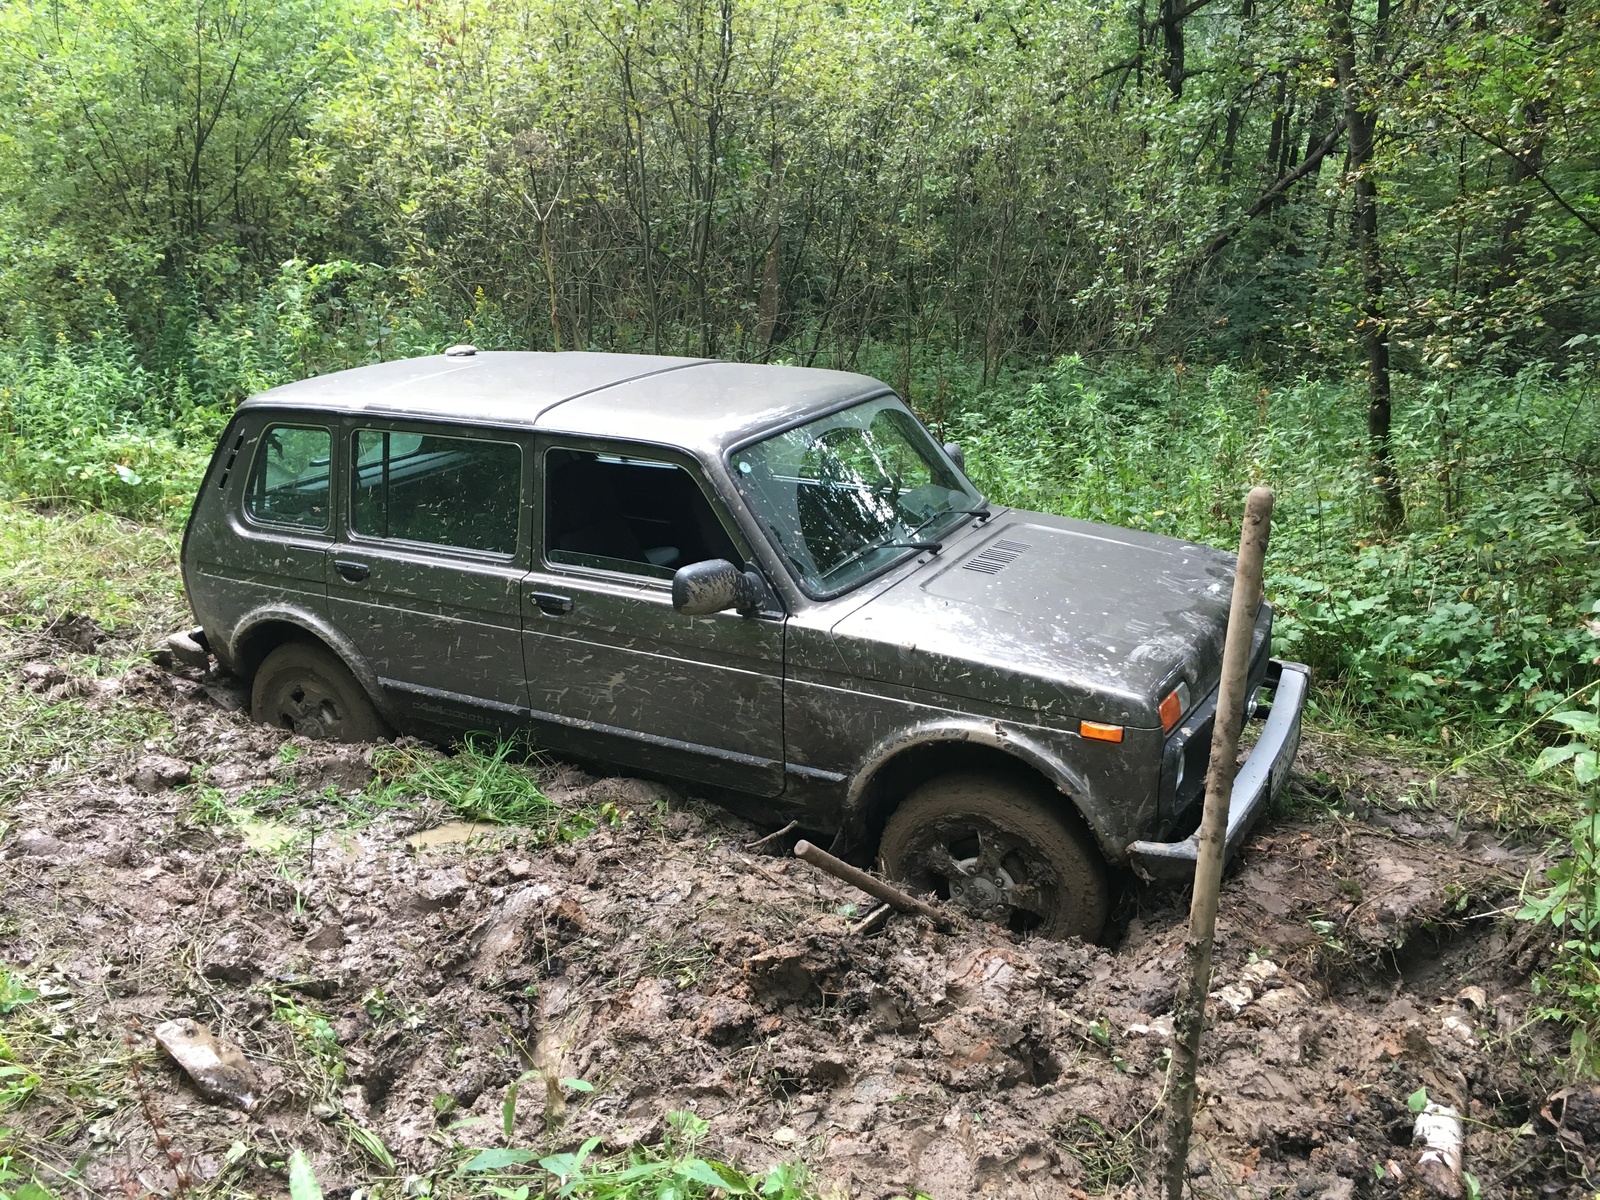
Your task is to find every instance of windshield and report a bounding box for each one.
[730,396,983,596]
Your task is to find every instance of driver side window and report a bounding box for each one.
[543,447,741,580]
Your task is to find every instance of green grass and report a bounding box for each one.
[365,737,627,841]
[0,501,185,642]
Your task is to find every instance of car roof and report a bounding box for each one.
[239,351,889,455]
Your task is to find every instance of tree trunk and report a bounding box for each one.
[1331,0,1402,528]
[1496,0,1565,288]
[1159,0,1185,98]
[757,148,784,357]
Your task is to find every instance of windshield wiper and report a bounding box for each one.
[900,506,990,542]
[818,507,989,585]
[818,535,942,584]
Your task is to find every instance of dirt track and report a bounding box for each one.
[0,616,1591,1199]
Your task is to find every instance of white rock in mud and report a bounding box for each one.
[1212,982,1255,1015]
[1251,981,1312,1023]
[1210,959,1299,1020]
[1239,959,1280,986]
[21,662,65,692]
[1126,1015,1174,1040]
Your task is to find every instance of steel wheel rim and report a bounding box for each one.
[272,680,343,738]
[897,815,1059,933]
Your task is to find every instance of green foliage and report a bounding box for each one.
[272,994,345,1083]
[287,1149,324,1200]
[1519,683,1600,1070]
[367,737,623,837]
[0,262,478,520]
[462,1110,817,1199]
[1530,681,1600,787]
[2,0,1597,369]
[952,355,1600,739]
[0,1144,57,1200]
[0,972,37,1018]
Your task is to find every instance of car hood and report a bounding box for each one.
[829,512,1246,727]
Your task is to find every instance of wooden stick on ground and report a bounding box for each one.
[1159,486,1275,1199]
[746,819,799,850]
[792,840,954,931]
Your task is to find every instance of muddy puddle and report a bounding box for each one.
[0,621,1588,1198]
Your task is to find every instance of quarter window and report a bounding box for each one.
[351,429,522,554]
[245,425,331,530]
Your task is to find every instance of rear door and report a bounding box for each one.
[325,422,530,729]
[186,417,336,660]
[521,439,786,794]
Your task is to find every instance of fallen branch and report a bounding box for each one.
[746,819,799,851]
[792,840,954,931]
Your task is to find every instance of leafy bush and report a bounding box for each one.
[1518,681,1600,1072]
[0,268,491,521]
[948,355,1600,740]
[461,1109,817,1199]
[0,327,215,518]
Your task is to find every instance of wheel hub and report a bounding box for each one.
[279,685,341,738]
[948,859,1021,921]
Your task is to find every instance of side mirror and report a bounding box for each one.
[672,559,766,616]
[943,441,966,471]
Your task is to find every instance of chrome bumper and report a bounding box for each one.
[1126,659,1309,884]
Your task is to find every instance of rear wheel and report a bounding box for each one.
[880,772,1109,941]
[250,641,389,742]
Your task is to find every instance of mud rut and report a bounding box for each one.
[1,618,1594,1199]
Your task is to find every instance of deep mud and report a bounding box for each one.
[0,618,1588,1199]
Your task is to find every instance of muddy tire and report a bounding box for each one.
[880,773,1109,941]
[250,641,389,742]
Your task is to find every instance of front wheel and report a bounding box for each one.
[250,641,390,742]
[880,773,1109,941]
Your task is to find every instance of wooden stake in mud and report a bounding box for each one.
[1160,486,1274,1199]
[792,840,954,931]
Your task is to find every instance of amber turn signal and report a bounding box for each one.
[1080,720,1124,743]
[1158,681,1192,733]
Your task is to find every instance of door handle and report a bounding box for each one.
[530,590,573,616]
[335,559,370,583]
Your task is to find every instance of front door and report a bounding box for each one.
[325,422,530,730]
[521,440,786,794]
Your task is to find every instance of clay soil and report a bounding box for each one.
[0,612,1593,1199]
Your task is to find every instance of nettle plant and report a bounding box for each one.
[1520,608,1600,1068]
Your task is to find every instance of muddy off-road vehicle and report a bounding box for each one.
[179,348,1307,939]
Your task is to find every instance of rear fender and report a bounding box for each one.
[229,607,390,719]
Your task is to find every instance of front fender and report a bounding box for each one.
[229,606,392,720]
[836,717,1126,862]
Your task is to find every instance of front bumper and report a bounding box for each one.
[1126,659,1309,883]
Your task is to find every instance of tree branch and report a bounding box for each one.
[1449,113,1600,243]
[1194,117,1346,263]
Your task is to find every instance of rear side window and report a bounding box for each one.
[245,425,331,530]
[351,428,521,555]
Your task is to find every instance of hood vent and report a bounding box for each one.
[962,539,1030,575]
